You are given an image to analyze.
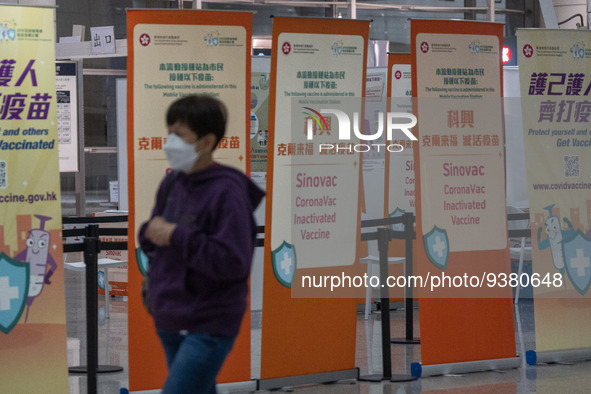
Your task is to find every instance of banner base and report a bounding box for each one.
[526,348,591,366]
[391,337,420,345]
[258,368,359,391]
[128,380,256,394]
[69,365,124,374]
[217,380,258,393]
[358,373,417,382]
[411,357,520,378]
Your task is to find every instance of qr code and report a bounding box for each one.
[0,161,6,189]
[564,155,580,178]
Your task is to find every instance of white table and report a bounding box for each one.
[64,258,128,318]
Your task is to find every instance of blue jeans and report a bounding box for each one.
[157,329,235,394]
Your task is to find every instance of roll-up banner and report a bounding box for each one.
[260,17,369,386]
[517,29,591,358]
[0,5,70,393]
[411,20,516,370]
[126,10,252,391]
[386,53,414,260]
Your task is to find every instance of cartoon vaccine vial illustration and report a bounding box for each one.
[537,204,575,275]
[14,215,57,321]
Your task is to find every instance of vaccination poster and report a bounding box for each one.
[415,30,507,256]
[412,20,515,368]
[127,10,252,391]
[0,5,69,393]
[270,30,365,274]
[250,71,270,174]
[260,17,369,384]
[517,29,591,354]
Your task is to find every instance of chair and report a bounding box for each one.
[360,213,404,319]
[507,205,532,303]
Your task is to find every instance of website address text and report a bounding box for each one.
[301,272,563,292]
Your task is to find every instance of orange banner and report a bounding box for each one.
[126,10,252,391]
[260,17,369,382]
[385,53,413,260]
[411,20,515,366]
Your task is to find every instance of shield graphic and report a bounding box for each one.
[98,271,106,290]
[135,248,149,277]
[562,230,591,295]
[271,241,297,288]
[0,252,29,334]
[389,207,406,232]
[423,226,450,270]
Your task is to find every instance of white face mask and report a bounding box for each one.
[163,133,200,173]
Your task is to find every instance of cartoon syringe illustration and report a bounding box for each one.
[1,23,9,41]
[537,204,575,278]
[14,215,57,322]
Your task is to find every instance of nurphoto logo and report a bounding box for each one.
[304,106,417,153]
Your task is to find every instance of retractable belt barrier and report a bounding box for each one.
[507,212,531,239]
[61,213,527,391]
[62,216,128,394]
[359,212,531,381]
[358,213,418,382]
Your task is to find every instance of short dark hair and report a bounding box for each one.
[166,95,227,150]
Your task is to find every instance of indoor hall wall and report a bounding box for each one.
[552,0,588,28]
[3,0,55,5]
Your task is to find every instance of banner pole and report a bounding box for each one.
[392,213,420,344]
[405,214,414,340]
[85,224,99,394]
[378,227,392,380]
[388,222,418,383]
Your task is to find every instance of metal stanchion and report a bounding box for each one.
[69,224,123,394]
[68,224,99,394]
[359,228,391,382]
[391,213,420,345]
[85,228,99,394]
[359,227,416,383]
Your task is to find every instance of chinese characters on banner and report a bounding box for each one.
[1,59,53,121]
[517,29,591,354]
[0,5,69,393]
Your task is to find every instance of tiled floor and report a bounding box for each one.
[65,268,591,393]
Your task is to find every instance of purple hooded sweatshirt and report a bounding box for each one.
[139,164,264,338]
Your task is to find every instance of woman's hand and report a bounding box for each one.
[145,216,177,247]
